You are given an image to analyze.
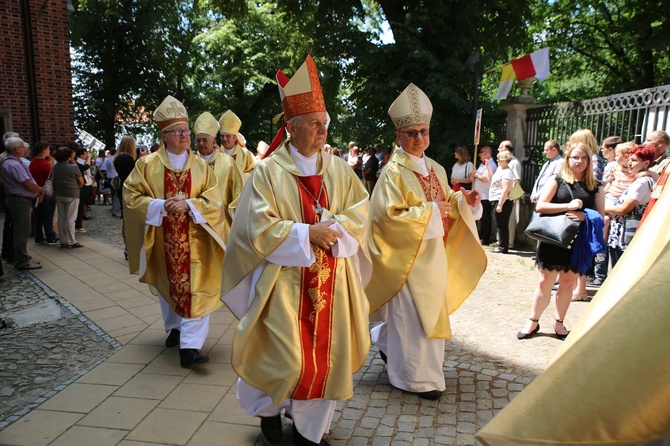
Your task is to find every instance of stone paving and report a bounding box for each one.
[0,202,598,445]
[0,259,119,427]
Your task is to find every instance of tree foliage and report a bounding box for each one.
[70,0,670,163]
[525,0,670,102]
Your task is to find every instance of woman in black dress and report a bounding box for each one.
[517,142,605,340]
[113,136,137,259]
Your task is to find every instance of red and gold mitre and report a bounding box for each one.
[263,55,327,159]
[153,95,189,131]
[277,54,326,121]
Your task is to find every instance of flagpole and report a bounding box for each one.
[484,64,504,75]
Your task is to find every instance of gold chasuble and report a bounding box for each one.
[197,149,243,242]
[477,168,670,446]
[221,143,371,405]
[229,145,256,180]
[123,149,226,318]
[366,148,486,339]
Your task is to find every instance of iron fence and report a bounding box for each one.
[521,85,670,191]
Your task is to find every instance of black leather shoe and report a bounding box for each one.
[554,319,570,341]
[292,423,330,446]
[490,247,508,254]
[260,415,283,444]
[165,329,180,348]
[517,318,540,340]
[416,390,443,400]
[379,350,387,364]
[179,348,209,368]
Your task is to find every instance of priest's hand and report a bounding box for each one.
[165,197,189,215]
[309,220,342,250]
[435,201,452,217]
[462,189,481,207]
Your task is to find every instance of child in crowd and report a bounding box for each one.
[602,142,635,241]
[603,142,635,204]
[603,141,635,247]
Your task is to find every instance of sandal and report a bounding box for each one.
[517,318,540,340]
[554,319,570,340]
[69,243,84,249]
[571,292,589,302]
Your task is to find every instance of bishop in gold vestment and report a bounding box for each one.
[193,111,243,242]
[124,96,226,368]
[218,110,256,180]
[221,55,371,446]
[367,84,486,400]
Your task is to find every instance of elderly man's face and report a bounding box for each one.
[161,123,191,155]
[543,142,557,158]
[479,147,492,160]
[9,141,27,158]
[288,111,328,157]
[196,134,216,156]
[220,133,238,150]
[396,124,430,158]
[645,131,668,157]
[499,141,513,152]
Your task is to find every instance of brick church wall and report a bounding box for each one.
[0,0,75,147]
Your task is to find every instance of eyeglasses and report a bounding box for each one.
[569,156,590,162]
[398,128,430,138]
[163,129,191,137]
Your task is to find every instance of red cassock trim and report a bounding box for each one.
[292,175,336,400]
[163,169,193,317]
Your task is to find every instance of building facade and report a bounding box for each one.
[0,0,75,146]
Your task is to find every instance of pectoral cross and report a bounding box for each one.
[314,203,324,221]
[176,192,186,200]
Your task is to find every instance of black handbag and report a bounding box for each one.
[524,182,581,249]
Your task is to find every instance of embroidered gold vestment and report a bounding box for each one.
[123,149,226,318]
[221,142,371,405]
[197,148,242,242]
[366,148,486,338]
[229,145,256,180]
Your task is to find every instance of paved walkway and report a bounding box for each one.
[0,206,596,446]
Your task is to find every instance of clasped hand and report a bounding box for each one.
[164,197,189,215]
[309,220,342,250]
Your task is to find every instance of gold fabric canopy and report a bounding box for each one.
[476,182,670,446]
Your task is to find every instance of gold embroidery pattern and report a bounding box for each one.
[164,169,192,316]
[416,168,449,241]
[307,245,330,321]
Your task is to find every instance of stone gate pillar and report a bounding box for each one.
[500,96,543,250]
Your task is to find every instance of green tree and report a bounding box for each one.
[71,0,200,148]
[526,0,670,102]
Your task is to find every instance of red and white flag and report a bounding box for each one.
[493,47,550,101]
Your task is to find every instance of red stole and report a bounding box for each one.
[292,175,337,400]
[415,169,450,242]
[163,168,193,317]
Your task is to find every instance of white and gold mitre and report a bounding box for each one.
[388,83,433,129]
[154,95,189,131]
[237,132,246,147]
[219,110,242,135]
[256,140,269,156]
[193,112,219,138]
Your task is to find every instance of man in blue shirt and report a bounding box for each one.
[1,137,44,269]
